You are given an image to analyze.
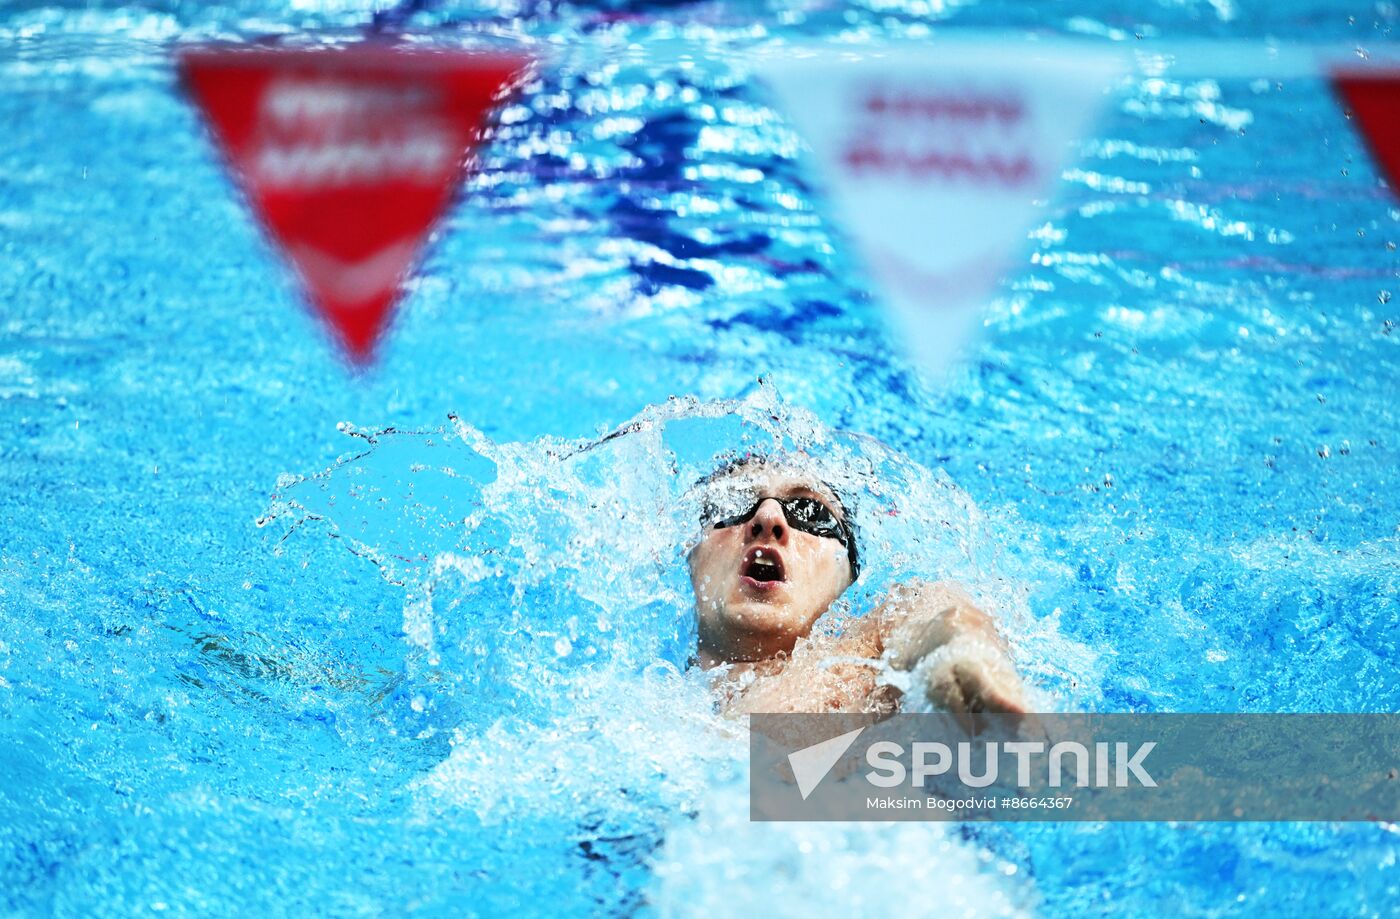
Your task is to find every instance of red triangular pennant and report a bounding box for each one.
[1334,72,1400,194]
[180,44,530,364]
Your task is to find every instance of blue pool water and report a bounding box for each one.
[2,0,1398,915]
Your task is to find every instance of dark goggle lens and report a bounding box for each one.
[783,497,840,536]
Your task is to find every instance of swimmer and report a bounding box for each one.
[688,455,1029,718]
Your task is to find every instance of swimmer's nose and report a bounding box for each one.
[746,498,790,544]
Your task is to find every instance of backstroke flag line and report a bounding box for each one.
[175,39,1394,373]
[757,44,1124,379]
[180,44,530,365]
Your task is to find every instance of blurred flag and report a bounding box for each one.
[180,44,530,365]
[1334,71,1400,192]
[758,44,1123,380]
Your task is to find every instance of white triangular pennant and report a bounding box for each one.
[759,43,1124,378]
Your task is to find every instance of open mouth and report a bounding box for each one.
[740,545,786,588]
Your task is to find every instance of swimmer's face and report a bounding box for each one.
[688,465,855,660]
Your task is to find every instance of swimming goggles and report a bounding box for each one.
[702,495,860,580]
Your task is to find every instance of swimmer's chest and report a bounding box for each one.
[723,627,898,715]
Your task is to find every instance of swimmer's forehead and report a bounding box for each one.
[701,464,845,517]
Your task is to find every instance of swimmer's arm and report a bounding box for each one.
[868,580,1028,716]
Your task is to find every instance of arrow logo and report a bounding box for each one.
[787,726,866,800]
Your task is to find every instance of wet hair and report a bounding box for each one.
[694,452,861,582]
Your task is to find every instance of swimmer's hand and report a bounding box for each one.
[875,580,1028,720]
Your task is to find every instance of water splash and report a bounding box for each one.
[250,385,1104,914]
